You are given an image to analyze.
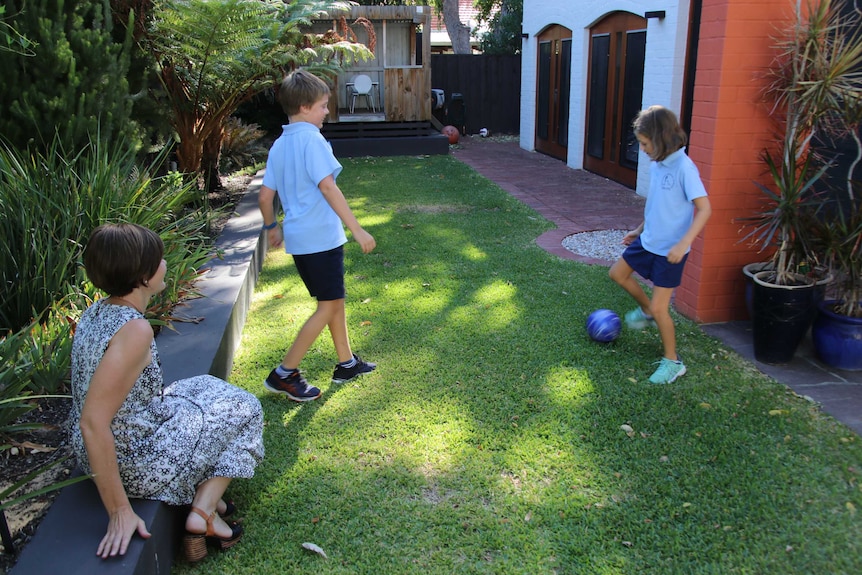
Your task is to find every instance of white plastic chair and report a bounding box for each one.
[350,74,376,113]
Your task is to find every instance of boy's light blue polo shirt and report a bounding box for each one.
[638,148,708,256]
[262,122,347,255]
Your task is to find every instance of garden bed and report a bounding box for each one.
[0,171,259,572]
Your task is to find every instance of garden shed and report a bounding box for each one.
[311,5,433,123]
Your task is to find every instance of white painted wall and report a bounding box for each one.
[521,0,691,191]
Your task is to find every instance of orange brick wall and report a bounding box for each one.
[675,0,792,322]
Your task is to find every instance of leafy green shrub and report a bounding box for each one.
[0,312,88,515]
[0,134,213,332]
[0,312,71,445]
[14,301,76,395]
[0,0,136,154]
[219,116,269,174]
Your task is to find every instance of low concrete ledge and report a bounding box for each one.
[10,479,179,575]
[10,174,268,574]
[159,171,268,383]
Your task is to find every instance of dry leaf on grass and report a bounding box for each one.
[302,542,328,559]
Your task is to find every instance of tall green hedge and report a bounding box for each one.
[0,0,137,153]
[0,133,210,332]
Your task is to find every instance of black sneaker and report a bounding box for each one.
[331,354,376,383]
[264,369,321,402]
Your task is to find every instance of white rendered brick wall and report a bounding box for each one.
[521,0,690,192]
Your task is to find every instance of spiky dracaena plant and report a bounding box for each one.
[145,0,373,191]
[740,0,862,291]
[769,0,862,315]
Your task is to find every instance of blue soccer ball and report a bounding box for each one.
[586,309,622,343]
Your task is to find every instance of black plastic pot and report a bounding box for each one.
[743,262,773,319]
[752,271,817,364]
[744,262,831,320]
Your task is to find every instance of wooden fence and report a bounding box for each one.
[430,54,521,136]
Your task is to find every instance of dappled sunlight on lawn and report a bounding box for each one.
[211,153,862,574]
[460,243,487,261]
[351,211,391,228]
[543,364,596,406]
[451,280,520,331]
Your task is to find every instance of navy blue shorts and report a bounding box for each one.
[292,245,346,301]
[622,237,688,288]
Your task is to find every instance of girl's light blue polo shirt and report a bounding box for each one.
[639,148,708,256]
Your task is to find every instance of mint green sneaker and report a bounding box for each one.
[625,308,656,329]
[649,357,687,384]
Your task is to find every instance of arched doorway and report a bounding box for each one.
[535,25,572,161]
[583,12,646,188]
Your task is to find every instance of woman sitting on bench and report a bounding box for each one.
[70,223,265,562]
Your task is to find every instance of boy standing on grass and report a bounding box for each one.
[258,69,377,402]
[609,105,711,385]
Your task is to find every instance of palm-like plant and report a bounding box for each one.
[738,134,829,285]
[810,197,862,317]
[741,0,862,289]
[769,0,862,316]
[146,0,372,190]
[770,0,862,199]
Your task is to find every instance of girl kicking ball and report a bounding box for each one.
[609,105,712,384]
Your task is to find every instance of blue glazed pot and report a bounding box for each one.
[812,300,862,371]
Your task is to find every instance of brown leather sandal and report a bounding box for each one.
[183,506,244,562]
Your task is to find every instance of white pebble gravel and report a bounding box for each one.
[562,229,628,262]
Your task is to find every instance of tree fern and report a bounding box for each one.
[146,0,372,186]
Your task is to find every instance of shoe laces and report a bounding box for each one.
[652,358,679,377]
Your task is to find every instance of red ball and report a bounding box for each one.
[442,125,460,144]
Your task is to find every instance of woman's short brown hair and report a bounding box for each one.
[83,223,164,296]
[278,69,330,117]
[633,105,687,161]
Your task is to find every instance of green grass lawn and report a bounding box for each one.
[175,154,862,574]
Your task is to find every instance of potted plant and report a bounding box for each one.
[786,1,862,370]
[739,0,824,363]
[738,0,861,364]
[743,139,823,364]
[810,191,862,370]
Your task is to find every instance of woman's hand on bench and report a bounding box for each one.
[97,505,151,559]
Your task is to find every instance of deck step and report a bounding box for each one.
[322,121,449,157]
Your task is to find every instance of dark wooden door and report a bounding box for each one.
[535,25,572,161]
[584,12,646,188]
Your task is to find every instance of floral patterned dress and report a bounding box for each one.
[69,300,264,505]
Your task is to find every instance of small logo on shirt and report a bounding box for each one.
[662,174,675,190]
